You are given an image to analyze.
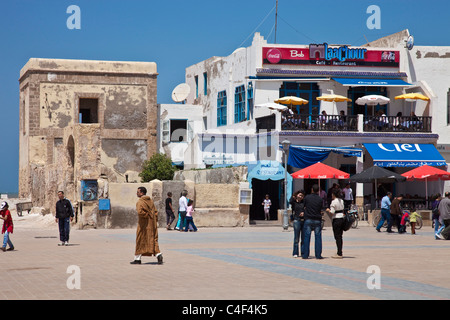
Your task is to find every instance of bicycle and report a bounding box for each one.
[347,209,359,228]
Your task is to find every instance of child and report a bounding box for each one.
[409,208,421,235]
[0,201,14,251]
[184,199,198,232]
[262,194,271,220]
[399,210,409,234]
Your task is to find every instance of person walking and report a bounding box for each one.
[0,202,14,252]
[388,195,403,233]
[165,192,175,230]
[436,192,450,240]
[302,184,324,259]
[130,187,163,265]
[262,194,272,220]
[184,199,198,232]
[55,191,74,246]
[376,192,392,232]
[175,190,189,231]
[326,190,345,259]
[409,207,421,235]
[431,194,442,237]
[290,190,305,258]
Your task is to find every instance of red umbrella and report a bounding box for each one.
[291,162,350,179]
[401,165,450,181]
[402,165,450,206]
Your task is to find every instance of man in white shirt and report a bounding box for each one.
[343,183,353,211]
[176,190,188,231]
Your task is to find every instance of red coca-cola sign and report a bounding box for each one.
[266,48,282,64]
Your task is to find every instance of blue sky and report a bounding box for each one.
[0,0,449,194]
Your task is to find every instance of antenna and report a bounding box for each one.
[405,35,414,50]
[171,83,190,103]
[274,0,278,44]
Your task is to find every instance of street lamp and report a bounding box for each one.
[282,140,291,230]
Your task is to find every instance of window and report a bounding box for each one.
[247,82,254,120]
[279,82,320,115]
[79,98,98,123]
[169,119,187,142]
[217,90,227,127]
[203,72,208,96]
[234,85,246,123]
[195,75,199,99]
[447,89,450,125]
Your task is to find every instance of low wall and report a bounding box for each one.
[102,180,246,229]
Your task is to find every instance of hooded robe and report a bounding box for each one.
[135,195,160,256]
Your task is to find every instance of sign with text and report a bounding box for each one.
[263,44,399,67]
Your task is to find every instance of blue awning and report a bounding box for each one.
[333,78,411,87]
[280,145,362,169]
[364,143,446,167]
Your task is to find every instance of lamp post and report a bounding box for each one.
[282,140,291,230]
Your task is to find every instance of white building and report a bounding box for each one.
[162,30,450,221]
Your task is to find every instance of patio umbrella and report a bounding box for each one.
[275,96,309,106]
[402,165,450,207]
[394,93,430,102]
[394,92,430,116]
[349,166,406,208]
[355,95,390,106]
[255,102,287,111]
[317,94,351,114]
[291,162,349,193]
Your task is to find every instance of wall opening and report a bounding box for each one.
[79,98,98,123]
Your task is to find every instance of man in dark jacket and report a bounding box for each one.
[302,184,324,259]
[388,195,403,233]
[55,191,74,246]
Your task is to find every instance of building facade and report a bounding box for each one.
[19,58,158,227]
[177,30,449,220]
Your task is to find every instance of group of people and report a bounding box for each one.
[432,192,450,240]
[290,184,348,260]
[376,192,421,234]
[165,190,198,232]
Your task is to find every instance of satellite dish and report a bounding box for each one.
[405,35,414,50]
[171,83,190,103]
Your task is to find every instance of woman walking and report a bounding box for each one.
[326,190,345,259]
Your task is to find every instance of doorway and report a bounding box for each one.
[250,179,281,221]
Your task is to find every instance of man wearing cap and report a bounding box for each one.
[55,191,74,246]
[0,201,14,251]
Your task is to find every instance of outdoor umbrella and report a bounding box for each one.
[349,166,406,208]
[394,92,430,116]
[255,102,287,111]
[355,95,390,106]
[275,96,309,106]
[316,94,351,114]
[291,162,349,193]
[402,165,450,207]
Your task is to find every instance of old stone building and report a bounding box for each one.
[19,58,158,227]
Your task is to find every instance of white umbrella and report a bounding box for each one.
[355,95,390,106]
[255,102,288,111]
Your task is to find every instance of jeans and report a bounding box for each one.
[184,216,197,232]
[2,231,13,248]
[376,208,391,230]
[292,219,304,256]
[58,217,71,242]
[166,210,175,226]
[176,211,187,230]
[302,219,322,259]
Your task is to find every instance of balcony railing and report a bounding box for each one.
[281,114,432,133]
[363,115,431,132]
[282,114,358,131]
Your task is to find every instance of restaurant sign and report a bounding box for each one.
[263,43,399,67]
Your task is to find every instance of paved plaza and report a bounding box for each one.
[1,213,449,301]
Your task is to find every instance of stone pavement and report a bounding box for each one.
[1,213,449,301]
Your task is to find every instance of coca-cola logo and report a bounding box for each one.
[266,48,282,64]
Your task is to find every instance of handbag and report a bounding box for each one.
[343,213,355,231]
